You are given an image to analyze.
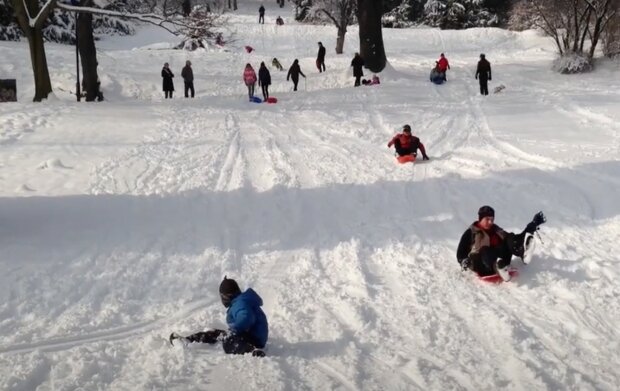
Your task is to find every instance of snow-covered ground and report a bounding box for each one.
[1,1,620,390]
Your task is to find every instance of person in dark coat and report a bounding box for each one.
[161,62,174,99]
[169,276,269,357]
[351,52,364,87]
[316,42,326,72]
[475,53,492,96]
[181,60,194,98]
[287,59,306,91]
[276,16,284,25]
[258,62,271,100]
[387,124,429,160]
[456,207,546,281]
[258,5,265,24]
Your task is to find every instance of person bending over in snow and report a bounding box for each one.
[437,53,450,81]
[170,276,269,357]
[387,124,429,160]
[456,206,546,281]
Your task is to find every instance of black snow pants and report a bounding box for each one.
[186,329,260,355]
[393,138,416,157]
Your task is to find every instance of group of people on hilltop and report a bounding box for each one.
[259,4,284,26]
[161,60,194,99]
[429,53,493,95]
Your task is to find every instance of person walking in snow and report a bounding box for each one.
[316,42,326,73]
[387,124,429,160]
[258,62,271,101]
[456,207,546,281]
[258,5,265,24]
[161,62,174,99]
[287,59,306,91]
[475,53,492,96]
[181,60,194,98]
[437,53,450,81]
[351,52,365,87]
[169,276,269,357]
[243,63,257,101]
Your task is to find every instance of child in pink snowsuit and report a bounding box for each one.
[243,63,257,101]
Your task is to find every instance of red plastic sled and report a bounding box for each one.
[477,268,519,283]
[266,97,278,104]
[397,155,416,164]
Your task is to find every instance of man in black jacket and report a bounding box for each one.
[181,60,194,98]
[475,54,492,96]
[316,42,326,73]
[351,53,364,87]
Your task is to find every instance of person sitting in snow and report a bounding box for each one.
[362,74,380,85]
[276,16,284,26]
[430,62,444,84]
[170,276,269,357]
[272,57,284,71]
[387,124,429,160]
[456,206,546,281]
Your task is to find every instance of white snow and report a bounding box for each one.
[1,1,620,390]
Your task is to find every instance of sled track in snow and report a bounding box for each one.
[0,298,214,356]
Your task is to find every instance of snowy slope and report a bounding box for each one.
[1,1,620,390]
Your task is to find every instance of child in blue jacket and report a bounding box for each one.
[170,277,269,357]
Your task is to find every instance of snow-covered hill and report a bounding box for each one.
[1,1,619,390]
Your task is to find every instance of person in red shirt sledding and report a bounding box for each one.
[387,124,429,160]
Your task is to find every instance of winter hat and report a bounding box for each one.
[219,276,241,296]
[403,124,412,133]
[478,205,495,220]
[480,53,485,59]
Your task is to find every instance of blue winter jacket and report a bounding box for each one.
[226,288,269,348]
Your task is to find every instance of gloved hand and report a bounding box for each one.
[460,258,471,271]
[489,77,492,81]
[422,155,430,161]
[524,211,546,234]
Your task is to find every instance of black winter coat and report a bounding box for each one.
[259,66,271,86]
[287,63,305,81]
[161,68,174,91]
[476,59,492,81]
[351,55,364,77]
[317,45,326,61]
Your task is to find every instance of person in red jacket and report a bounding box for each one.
[387,125,429,160]
[437,53,450,81]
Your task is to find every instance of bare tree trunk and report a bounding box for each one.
[12,0,56,102]
[182,0,192,17]
[357,0,386,72]
[336,25,346,54]
[78,0,101,102]
[233,0,237,11]
[228,0,231,9]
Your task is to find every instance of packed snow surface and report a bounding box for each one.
[1,1,619,390]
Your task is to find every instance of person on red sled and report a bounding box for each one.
[387,124,429,160]
[456,206,546,281]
